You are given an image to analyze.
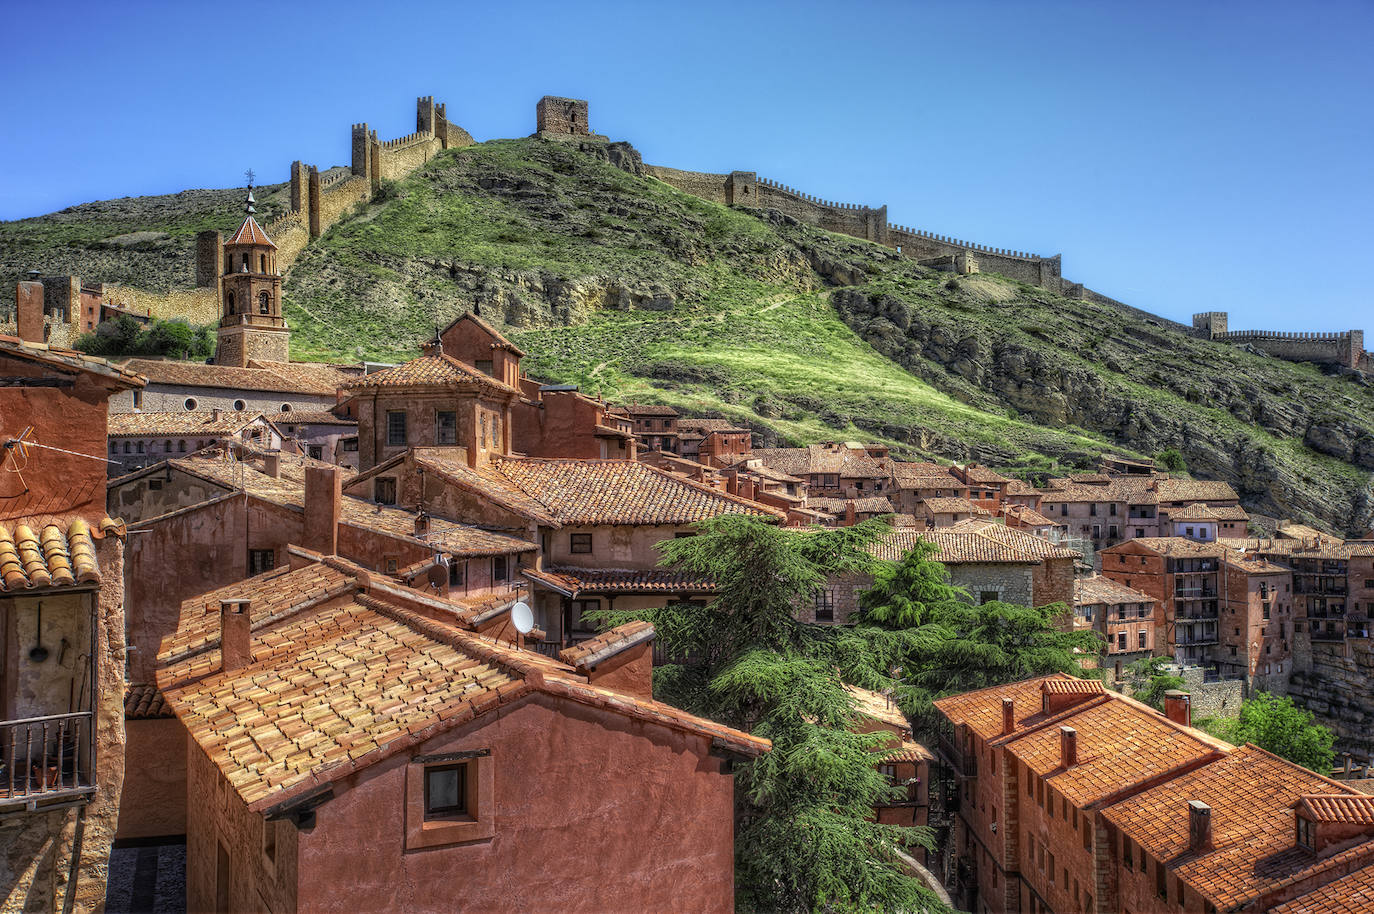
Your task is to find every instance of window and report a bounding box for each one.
[342,438,359,452]
[424,764,468,820]
[133,389,144,409]
[1155,860,1167,899]
[386,410,408,447]
[259,291,271,314]
[571,599,601,633]
[1297,815,1315,851]
[385,556,400,574]
[1048,853,1056,883]
[1136,527,1145,537]
[281,403,291,413]
[814,589,835,623]
[262,818,277,866]
[233,399,246,411]
[493,555,508,582]
[308,445,323,460]
[449,560,465,587]
[259,254,267,273]
[375,477,397,505]
[1117,632,1127,651]
[249,549,275,575]
[570,533,593,554]
[1110,503,1117,515]
[1138,630,1147,649]
[136,440,145,453]
[436,410,457,446]
[184,397,198,411]
[226,291,236,315]
[979,591,999,605]
[476,359,494,375]
[1089,503,1097,516]
[1060,504,1068,516]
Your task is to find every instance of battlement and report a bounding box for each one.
[889,223,1041,261]
[1220,329,1355,342]
[1198,312,1368,370]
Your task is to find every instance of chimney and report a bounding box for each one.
[1188,800,1212,852]
[844,501,857,527]
[1164,690,1192,727]
[220,600,252,672]
[16,278,45,344]
[212,407,224,422]
[1060,726,1078,768]
[414,511,430,537]
[1002,697,1016,735]
[263,452,281,478]
[303,465,341,555]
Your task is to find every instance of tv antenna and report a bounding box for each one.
[2,426,123,496]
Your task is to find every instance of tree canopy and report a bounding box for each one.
[1203,691,1336,773]
[75,315,214,359]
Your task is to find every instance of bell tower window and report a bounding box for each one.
[226,291,235,314]
[259,254,267,273]
[259,291,271,314]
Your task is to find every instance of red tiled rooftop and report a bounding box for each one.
[1300,794,1374,825]
[225,214,276,248]
[1075,574,1155,607]
[1271,861,1374,914]
[0,517,111,591]
[1104,745,1370,910]
[343,353,516,394]
[523,566,714,596]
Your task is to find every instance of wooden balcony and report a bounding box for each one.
[0,712,95,814]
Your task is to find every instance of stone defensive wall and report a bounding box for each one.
[1193,312,1368,370]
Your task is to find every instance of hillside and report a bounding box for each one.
[5,138,1372,532]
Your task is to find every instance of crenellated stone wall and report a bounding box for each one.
[1192,312,1368,370]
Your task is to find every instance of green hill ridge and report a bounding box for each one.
[5,137,1372,533]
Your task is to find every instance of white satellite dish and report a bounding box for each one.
[510,601,534,635]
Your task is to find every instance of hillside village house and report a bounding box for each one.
[1073,574,1158,677]
[750,442,891,499]
[344,447,781,644]
[1101,537,1295,688]
[951,464,1015,515]
[273,409,358,466]
[105,409,282,473]
[934,674,1374,914]
[890,462,970,515]
[624,403,680,453]
[1218,535,1374,644]
[1039,474,1242,550]
[0,336,144,913]
[107,446,536,841]
[157,553,767,913]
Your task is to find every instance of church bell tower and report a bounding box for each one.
[215,179,289,367]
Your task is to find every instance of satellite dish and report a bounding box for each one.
[426,563,448,588]
[511,601,534,635]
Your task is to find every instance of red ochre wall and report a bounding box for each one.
[186,691,737,913]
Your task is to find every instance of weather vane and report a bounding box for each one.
[244,169,257,214]
[245,168,255,189]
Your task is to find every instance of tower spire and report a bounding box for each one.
[244,169,256,214]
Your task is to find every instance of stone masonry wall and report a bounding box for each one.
[1287,639,1374,759]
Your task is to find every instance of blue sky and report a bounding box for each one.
[2,0,1370,330]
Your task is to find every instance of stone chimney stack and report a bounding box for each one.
[1164,690,1192,728]
[1060,726,1078,768]
[1002,697,1016,735]
[263,452,281,478]
[15,278,45,344]
[844,501,857,527]
[414,511,430,537]
[303,465,342,556]
[220,600,252,672]
[212,407,223,421]
[1188,800,1212,852]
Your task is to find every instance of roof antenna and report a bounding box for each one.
[244,169,256,215]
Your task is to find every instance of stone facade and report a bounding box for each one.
[1193,312,1369,370]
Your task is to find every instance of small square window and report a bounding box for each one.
[375,477,397,505]
[386,410,408,447]
[249,549,275,576]
[570,533,593,554]
[424,764,468,821]
[449,561,465,587]
[493,555,508,582]
[436,410,457,446]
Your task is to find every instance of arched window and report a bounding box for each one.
[259,291,271,314]
[259,254,267,273]
[226,291,236,314]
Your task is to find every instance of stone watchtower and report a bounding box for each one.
[216,186,289,367]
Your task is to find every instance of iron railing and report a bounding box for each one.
[0,712,94,810]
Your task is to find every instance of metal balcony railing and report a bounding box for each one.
[0,712,95,811]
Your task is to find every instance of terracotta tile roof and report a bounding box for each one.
[1276,523,1342,543]
[107,410,276,438]
[523,566,714,596]
[492,457,782,525]
[1120,537,1227,558]
[247,361,362,393]
[1103,745,1370,910]
[402,448,560,526]
[1219,536,1367,560]
[158,562,767,811]
[275,410,357,427]
[624,403,681,417]
[225,215,276,248]
[887,740,936,763]
[807,496,896,514]
[1042,475,1158,504]
[749,447,814,476]
[872,523,1080,565]
[1006,695,1219,808]
[1003,479,1041,496]
[342,353,516,394]
[1155,477,1240,503]
[846,685,911,734]
[1003,505,1059,527]
[1075,574,1155,607]
[1271,861,1374,914]
[957,464,1012,485]
[120,359,346,396]
[1167,502,1250,521]
[934,675,1075,742]
[559,621,656,667]
[890,462,962,488]
[922,497,978,515]
[1222,551,1293,576]
[0,335,145,389]
[0,517,108,591]
[164,450,534,558]
[124,683,174,720]
[1040,678,1106,696]
[1300,794,1374,825]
